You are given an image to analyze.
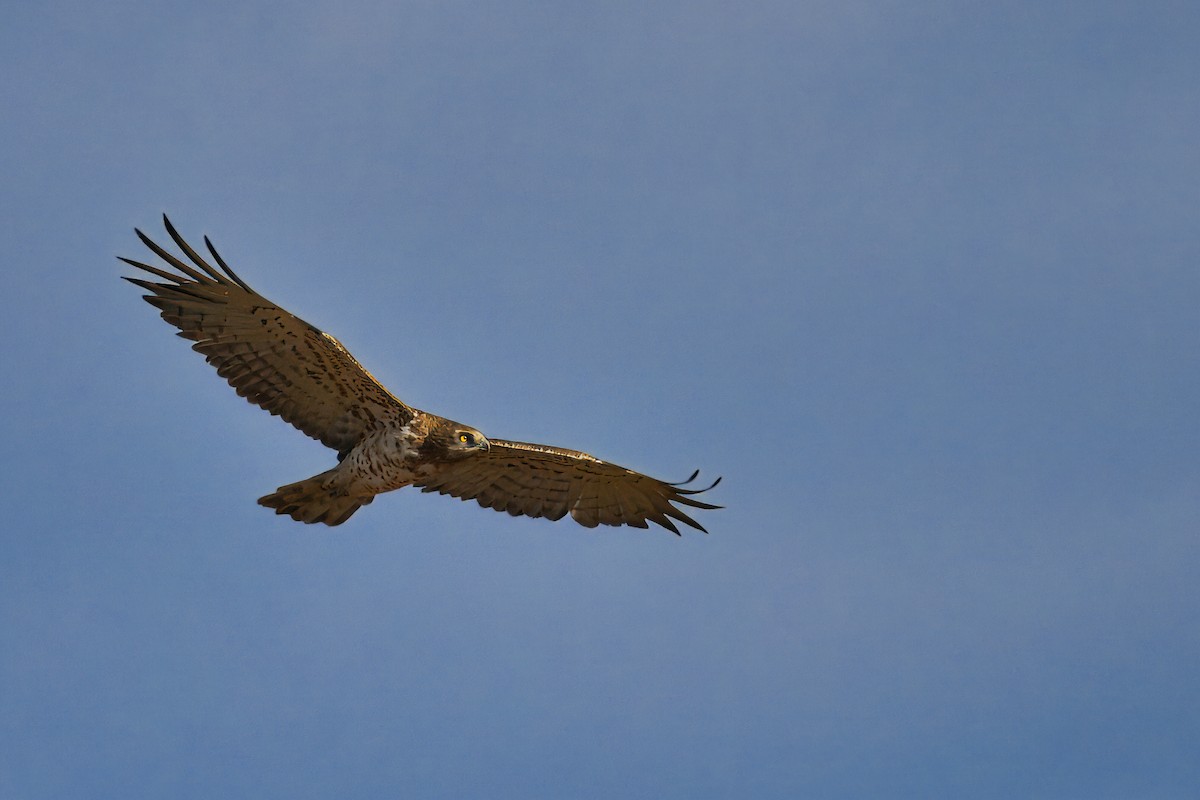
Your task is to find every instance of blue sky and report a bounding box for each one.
[3,2,1199,797]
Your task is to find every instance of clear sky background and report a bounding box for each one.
[3,2,1198,798]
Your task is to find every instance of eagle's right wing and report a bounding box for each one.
[122,215,415,455]
[414,439,721,534]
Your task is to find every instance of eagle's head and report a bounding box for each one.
[453,427,490,452]
[427,418,491,461]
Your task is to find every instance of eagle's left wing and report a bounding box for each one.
[414,440,721,534]
[121,215,416,456]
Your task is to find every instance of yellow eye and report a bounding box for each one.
[459,433,469,443]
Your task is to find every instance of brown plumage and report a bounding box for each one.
[121,216,721,533]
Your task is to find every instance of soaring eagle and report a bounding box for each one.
[121,217,721,533]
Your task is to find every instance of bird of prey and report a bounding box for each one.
[121,217,721,533]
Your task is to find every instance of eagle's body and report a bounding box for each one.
[121,217,720,533]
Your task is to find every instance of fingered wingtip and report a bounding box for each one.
[160,213,178,240]
[671,471,722,494]
[662,470,722,532]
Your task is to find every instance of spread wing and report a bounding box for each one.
[121,215,415,455]
[414,440,721,534]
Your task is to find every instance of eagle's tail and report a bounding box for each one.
[258,469,374,526]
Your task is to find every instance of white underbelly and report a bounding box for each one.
[338,428,421,494]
